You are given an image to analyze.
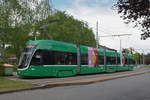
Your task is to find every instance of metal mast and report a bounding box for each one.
[96,21,99,48]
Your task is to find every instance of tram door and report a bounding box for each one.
[104,48,107,71]
[77,45,80,74]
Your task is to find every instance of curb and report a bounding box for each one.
[0,70,150,94]
[0,86,43,95]
[43,71,149,88]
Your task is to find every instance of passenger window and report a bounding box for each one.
[30,50,42,65]
[117,57,120,65]
[81,54,88,65]
[30,50,77,65]
[125,58,128,64]
[99,55,104,65]
[107,56,116,65]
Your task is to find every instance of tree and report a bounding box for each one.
[0,0,53,59]
[20,0,52,39]
[38,11,96,47]
[122,47,134,54]
[10,0,53,58]
[133,52,140,65]
[122,48,129,54]
[0,0,22,59]
[115,0,150,40]
[0,0,97,61]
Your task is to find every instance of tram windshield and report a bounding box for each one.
[18,45,37,69]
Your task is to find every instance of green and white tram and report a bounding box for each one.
[18,40,134,77]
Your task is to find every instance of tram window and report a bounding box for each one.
[117,57,120,65]
[129,59,135,64]
[68,53,77,65]
[125,58,128,64]
[127,59,129,64]
[99,55,104,65]
[30,50,77,65]
[133,60,135,64]
[131,59,134,64]
[107,56,116,65]
[81,54,88,65]
[42,50,53,65]
[30,50,43,65]
[129,59,131,64]
[128,59,131,64]
[53,52,77,65]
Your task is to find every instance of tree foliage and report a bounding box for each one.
[0,0,22,58]
[0,0,52,59]
[39,11,96,47]
[122,47,134,54]
[0,0,96,61]
[133,52,140,65]
[115,0,150,40]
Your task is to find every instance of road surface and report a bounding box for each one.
[1,71,150,100]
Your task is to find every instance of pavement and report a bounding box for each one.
[1,67,150,94]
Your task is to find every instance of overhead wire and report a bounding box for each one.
[86,22,140,51]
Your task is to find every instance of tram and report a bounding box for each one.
[18,40,134,77]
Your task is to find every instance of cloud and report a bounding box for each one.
[56,0,150,53]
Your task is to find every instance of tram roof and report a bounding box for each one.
[25,40,132,58]
[26,40,77,53]
[26,40,76,47]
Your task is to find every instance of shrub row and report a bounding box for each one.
[0,60,7,76]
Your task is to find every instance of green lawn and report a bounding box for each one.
[0,77,37,92]
[144,65,150,68]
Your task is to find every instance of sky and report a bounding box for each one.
[51,0,150,54]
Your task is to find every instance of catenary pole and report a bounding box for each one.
[96,21,99,48]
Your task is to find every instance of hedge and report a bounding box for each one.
[0,60,7,76]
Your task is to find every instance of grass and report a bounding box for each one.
[0,77,38,92]
[144,65,150,68]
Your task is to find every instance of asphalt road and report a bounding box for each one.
[1,72,150,100]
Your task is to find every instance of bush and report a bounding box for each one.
[0,60,7,64]
[0,60,7,76]
[0,67,4,76]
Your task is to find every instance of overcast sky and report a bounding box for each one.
[52,0,150,54]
